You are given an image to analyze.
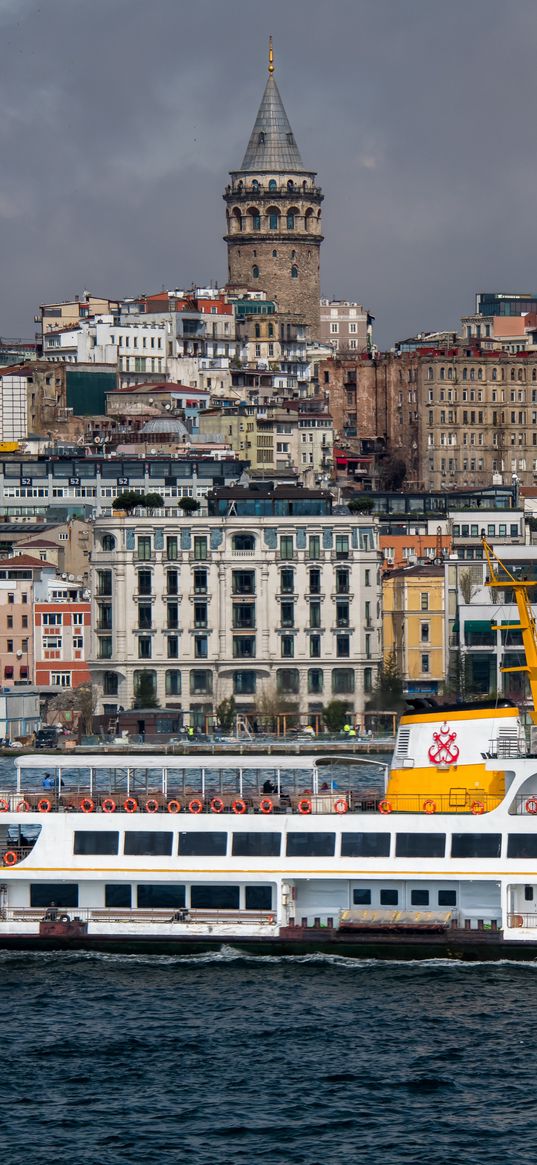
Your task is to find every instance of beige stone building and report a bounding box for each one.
[224,46,323,335]
[320,300,373,354]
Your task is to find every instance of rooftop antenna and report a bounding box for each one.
[268,35,274,74]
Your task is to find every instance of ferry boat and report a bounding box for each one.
[3,539,537,960]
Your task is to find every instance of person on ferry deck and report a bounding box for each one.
[42,773,54,790]
[263,779,276,795]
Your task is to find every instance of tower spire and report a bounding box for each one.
[268,35,274,75]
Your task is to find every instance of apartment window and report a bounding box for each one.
[421,653,430,673]
[280,568,294,594]
[165,670,181,696]
[138,637,152,659]
[309,635,321,658]
[420,593,429,611]
[335,569,349,594]
[233,671,256,695]
[6,616,12,630]
[193,536,208,561]
[51,672,72,687]
[134,670,157,702]
[332,668,354,694]
[166,569,178,596]
[308,668,323,694]
[72,613,83,626]
[137,570,152,596]
[43,613,62,626]
[194,602,208,628]
[364,667,373,693]
[193,568,208,594]
[103,672,119,696]
[232,603,255,629]
[335,535,349,560]
[277,668,299,694]
[137,536,152,561]
[166,536,178,560]
[281,635,294,658]
[167,602,179,630]
[365,569,370,587]
[98,637,113,660]
[279,536,294,560]
[336,601,349,627]
[420,622,430,643]
[7,594,14,605]
[233,636,256,658]
[232,570,255,595]
[336,634,350,657]
[309,568,321,594]
[309,601,321,629]
[138,604,152,630]
[281,602,294,628]
[190,670,212,695]
[194,635,208,659]
[167,636,179,659]
[308,535,321,560]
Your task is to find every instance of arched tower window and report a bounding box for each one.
[252,265,260,279]
[305,208,315,232]
[287,208,298,230]
[268,323,274,337]
[248,207,261,231]
[268,179,277,191]
[291,265,298,279]
[252,179,259,191]
[287,179,295,191]
[267,206,280,230]
[255,324,260,338]
[232,207,242,233]
[272,249,277,257]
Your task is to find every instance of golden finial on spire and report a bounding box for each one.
[268,36,274,74]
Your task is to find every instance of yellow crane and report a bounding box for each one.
[482,537,537,725]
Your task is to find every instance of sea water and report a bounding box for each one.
[0,950,535,1165]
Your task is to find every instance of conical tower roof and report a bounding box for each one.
[238,48,305,173]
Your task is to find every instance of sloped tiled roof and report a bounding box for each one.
[239,74,305,173]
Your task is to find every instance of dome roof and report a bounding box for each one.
[140,417,189,437]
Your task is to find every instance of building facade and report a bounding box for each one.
[383,565,446,696]
[89,492,381,724]
[224,46,323,334]
[320,300,373,354]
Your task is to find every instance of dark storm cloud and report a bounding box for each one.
[1,0,537,346]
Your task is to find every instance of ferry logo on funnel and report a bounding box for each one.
[428,723,459,765]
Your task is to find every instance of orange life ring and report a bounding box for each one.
[526,797,537,815]
[80,798,94,814]
[267,914,275,924]
[334,798,348,814]
[3,851,18,866]
[259,797,273,814]
[102,798,116,814]
[37,798,51,814]
[379,800,392,815]
[145,798,159,814]
[167,800,181,814]
[210,797,225,814]
[189,798,203,814]
[511,914,524,928]
[124,798,138,814]
[16,800,30,813]
[298,798,312,815]
[423,800,437,815]
[471,801,485,815]
[232,798,247,815]
[0,798,9,812]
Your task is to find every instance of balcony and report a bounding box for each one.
[231,549,256,557]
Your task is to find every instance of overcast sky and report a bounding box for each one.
[1,0,537,347]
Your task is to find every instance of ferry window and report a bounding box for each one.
[342,833,390,857]
[105,885,132,908]
[191,885,240,909]
[395,834,446,858]
[74,831,119,855]
[232,832,281,857]
[245,886,272,910]
[380,889,398,906]
[507,835,537,858]
[137,885,185,909]
[451,834,501,858]
[438,890,457,906]
[286,832,335,857]
[411,889,429,906]
[353,888,372,905]
[178,832,227,856]
[524,886,534,901]
[124,832,173,856]
[30,883,78,908]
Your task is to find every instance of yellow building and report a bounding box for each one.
[383,564,445,696]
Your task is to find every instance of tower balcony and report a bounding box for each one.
[224,185,323,203]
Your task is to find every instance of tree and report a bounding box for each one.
[112,491,140,512]
[380,455,406,491]
[133,671,159,709]
[322,700,350,732]
[366,651,405,711]
[255,684,299,731]
[216,696,236,733]
[143,492,164,511]
[348,494,374,513]
[178,497,200,514]
[48,682,97,736]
